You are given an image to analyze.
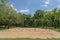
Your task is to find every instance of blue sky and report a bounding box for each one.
[9,0,60,15]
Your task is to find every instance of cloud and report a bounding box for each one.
[44,5,48,7]
[41,4,48,7]
[10,4,30,13]
[42,0,50,7]
[10,4,18,12]
[19,9,29,13]
[10,4,29,13]
[10,4,14,8]
[45,0,50,5]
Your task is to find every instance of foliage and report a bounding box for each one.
[0,0,60,29]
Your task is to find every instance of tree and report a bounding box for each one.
[34,10,44,19]
[43,8,60,28]
[33,10,45,27]
[22,14,31,27]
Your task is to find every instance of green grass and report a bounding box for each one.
[51,28,60,32]
[54,29,60,32]
[0,38,60,40]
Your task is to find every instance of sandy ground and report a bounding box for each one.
[0,28,60,39]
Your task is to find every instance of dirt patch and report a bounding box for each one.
[0,28,60,39]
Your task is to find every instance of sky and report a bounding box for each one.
[9,0,60,15]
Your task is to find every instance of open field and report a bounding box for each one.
[0,28,60,39]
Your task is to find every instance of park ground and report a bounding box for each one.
[0,27,60,40]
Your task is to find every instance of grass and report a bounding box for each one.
[0,38,60,40]
[51,28,60,32]
[53,29,60,32]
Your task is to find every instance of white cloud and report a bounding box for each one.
[10,4,29,13]
[44,5,48,7]
[45,0,50,7]
[41,5,47,7]
[19,9,29,13]
[45,1,49,5]
[10,4,14,8]
[42,0,50,7]
[14,8,18,11]
[10,4,18,12]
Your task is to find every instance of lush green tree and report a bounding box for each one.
[33,10,45,27]
[34,10,44,19]
[0,0,60,29]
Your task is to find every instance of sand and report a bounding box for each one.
[0,28,60,39]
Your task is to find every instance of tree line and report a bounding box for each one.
[0,0,60,29]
